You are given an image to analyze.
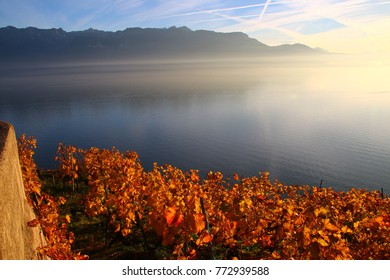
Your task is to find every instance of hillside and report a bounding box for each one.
[0,26,323,63]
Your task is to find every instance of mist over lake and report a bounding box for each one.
[1,56,389,193]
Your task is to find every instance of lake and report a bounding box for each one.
[1,56,389,192]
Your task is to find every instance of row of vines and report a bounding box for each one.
[18,135,87,259]
[19,136,390,259]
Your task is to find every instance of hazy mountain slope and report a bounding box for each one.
[0,26,322,63]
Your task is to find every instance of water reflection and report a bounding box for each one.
[1,58,389,192]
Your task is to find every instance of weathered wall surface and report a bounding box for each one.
[0,121,45,259]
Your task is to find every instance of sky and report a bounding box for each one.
[1,0,390,54]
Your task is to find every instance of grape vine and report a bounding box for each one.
[19,136,390,260]
[18,135,87,260]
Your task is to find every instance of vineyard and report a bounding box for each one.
[18,135,390,260]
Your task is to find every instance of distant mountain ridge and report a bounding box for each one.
[0,26,323,63]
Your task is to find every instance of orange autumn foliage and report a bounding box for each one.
[20,136,390,260]
[17,135,87,260]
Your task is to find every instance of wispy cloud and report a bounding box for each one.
[70,0,146,30]
[154,1,294,20]
[259,0,272,22]
[196,0,390,53]
[155,3,265,18]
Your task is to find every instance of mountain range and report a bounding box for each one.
[0,26,324,63]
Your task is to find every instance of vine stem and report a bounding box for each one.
[200,197,215,260]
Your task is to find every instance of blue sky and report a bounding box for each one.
[1,0,390,53]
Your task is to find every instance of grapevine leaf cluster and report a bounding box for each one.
[19,136,390,259]
[18,135,87,260]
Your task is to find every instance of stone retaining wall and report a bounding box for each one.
[0,121,45,259]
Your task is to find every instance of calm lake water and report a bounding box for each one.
[1,56,390,192]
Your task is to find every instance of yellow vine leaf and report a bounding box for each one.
[32,185,41,196]
[47,213,58,223]
[286,206,294,216]
[341,226,353,233]
[58,197,66,205]
[121,228,131,236]
[164,206,177,225]
[317,237,329,247]
[189,213,206,233]
[324,222,339,232]
[196,231,213,246]
[314,207,327,217]
[164,206,184,227]
[375,216,384,224]
[68,232,75,244]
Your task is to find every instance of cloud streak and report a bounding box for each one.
[259,0,272,22]
[154,1,294,20]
